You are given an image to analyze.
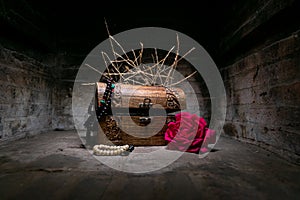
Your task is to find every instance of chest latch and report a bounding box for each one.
[139,98,153,109]
[139,98,152,125]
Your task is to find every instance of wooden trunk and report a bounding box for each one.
[95,82,186,146]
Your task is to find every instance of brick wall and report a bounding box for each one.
[221,30,300,163]
[50,53,82,131]
[171,62,211,121]
[0,46,53,141]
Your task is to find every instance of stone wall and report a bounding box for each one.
[50,53,83,131]
[0,46,53,141]
[221,30,300,162]
[175,63,211,122]
[218,0,300,163]
[0,46,84,141]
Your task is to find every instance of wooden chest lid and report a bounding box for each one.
[95,82,186,111]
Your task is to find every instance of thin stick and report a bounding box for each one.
[113,52,136,68]
[154,48,162,84]
[165,47,195,87]
[157,45,175,85]
[110,35,137,67]
[101,51,124,80]
[84,63,109,79]
[104,19,121,82]
[169,34,180,85]
[136,68,149,85]
[124,65,131,73]
[174,47,195,64]
[151,54,156,64]
[125,77,145,85]
[139,42,144,65]
[152,46,175,85]
[167,71,197,87]
[101,72,138,75]
[140,66,154,84]
[101,51,112,78]
[154,48,159,64]
[123,68,170,81]
[128,79,147,85]
[123,65,156,82]
[105,19,118,64]
[151,48,163,84]
[131,49,140,66]
[81,83,96,85]
[164,34,180,86]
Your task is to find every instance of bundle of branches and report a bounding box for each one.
[85,24,196,87]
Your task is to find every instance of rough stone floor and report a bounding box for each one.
[0,130,299,200]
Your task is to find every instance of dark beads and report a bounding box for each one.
[100,99,106,104]
[128,145,134,152]
[97,79,115,120]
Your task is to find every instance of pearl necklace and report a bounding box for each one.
[93,144,133,156]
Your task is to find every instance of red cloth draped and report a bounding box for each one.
[164,112,216,153]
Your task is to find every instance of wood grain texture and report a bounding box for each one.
[98,115,175,146]
[95,82,186,110]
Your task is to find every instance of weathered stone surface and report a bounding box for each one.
[0,130,299,199]
[221,30,300,163]
[0,46,53,141]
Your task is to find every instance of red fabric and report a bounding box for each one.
[164,112,216,153]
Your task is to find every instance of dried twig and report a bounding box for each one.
[110,36,137,68]
[105,20,118,68]
[139,42,144,65]
[169,34,180,85]
[151,46,175,85]
[168,71,197,87]
[101,52,123,80]
[131,49,140,66]
[99,25,196,87]
[85,63,108,77]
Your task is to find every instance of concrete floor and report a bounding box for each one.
[0,130,299,200]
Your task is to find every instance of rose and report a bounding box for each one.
[165,112,216,153]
